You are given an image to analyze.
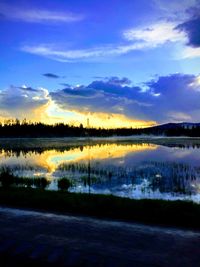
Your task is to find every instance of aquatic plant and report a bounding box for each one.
[33,177,50,189]
[57,177,71,191]
[0,167,15,188]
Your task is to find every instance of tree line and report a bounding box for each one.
[0,119,200,137]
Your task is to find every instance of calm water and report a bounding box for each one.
[1,137,200,202]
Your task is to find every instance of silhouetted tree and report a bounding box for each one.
[0,118,200,137]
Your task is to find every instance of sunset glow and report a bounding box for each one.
[0,0,200,127]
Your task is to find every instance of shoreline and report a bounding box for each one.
[0,187,200,230]
[1,136,200,149]
[0,135,200,140]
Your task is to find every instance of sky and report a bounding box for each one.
[0,0,200,128]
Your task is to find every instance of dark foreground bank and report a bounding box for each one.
[0,187,200,229]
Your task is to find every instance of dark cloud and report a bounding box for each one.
[106,76,132,86]
[1,74,200,123]
[43,73,60,79]
[176,16,200,47]
[145,74,200,121]
[18,86,40,92]
[92,76,132,86]
[50,74,200,123]
[51,78,153,119]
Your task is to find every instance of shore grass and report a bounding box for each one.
[0,187,200,229]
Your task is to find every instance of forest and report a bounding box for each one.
[0,119,200,137]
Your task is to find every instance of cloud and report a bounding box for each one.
[123,22,186,45]
[175,11,200,58]
[1,74,200,125]
[20,42,148,62]
[0,85,50,120]
[176,16,200,48]
[179,46,200,59]
[50,74,200,123]
[145,74,200,122]
[20,33,181,62]
[20,20,188,62]
[153,0,197,19]
[17,0,199,62]
[43,73,60,79]
[105,77,132,86]
[0,83,150,128]
[50,78,151,118]
[0,3,83,24]
[92,76,132,86]
[18,85,39,92]
[8,0,197,62]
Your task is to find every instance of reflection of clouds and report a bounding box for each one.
[1,142,200,202]
[2,143,200,174]
[0,143,157,175]
[170,149,193,159]
[35,143,157,173]
[2,143,200,175]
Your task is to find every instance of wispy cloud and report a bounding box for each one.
[180,47,200,59]
[22,21,185,62]
[21,18,194,62]
[19,5,199,62]
[123,21,200,59]
[123,22,186,47]
[21,43,150,62]
[0,4,83,24]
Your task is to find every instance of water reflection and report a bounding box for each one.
[1,139,200,202]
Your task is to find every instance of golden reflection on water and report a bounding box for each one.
[0,143,157,174]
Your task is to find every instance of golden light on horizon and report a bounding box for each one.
[43,100,156,128]
[0,98,156,128]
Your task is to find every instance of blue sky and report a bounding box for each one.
[0,0,200,127]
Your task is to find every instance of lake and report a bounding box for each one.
[1,137,200,202]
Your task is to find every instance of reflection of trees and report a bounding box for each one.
[0,164,45,171]
[0,142,156,157]
[0,146,85,157]
[158,143,200,149]
[1,140,200,159]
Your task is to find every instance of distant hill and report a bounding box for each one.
[152,122,200,130]
[140,122,200,136]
